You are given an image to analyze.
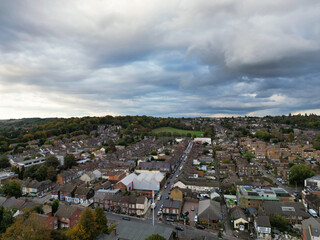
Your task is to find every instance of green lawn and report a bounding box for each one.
[152,127,204,137]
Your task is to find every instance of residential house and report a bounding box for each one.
[162,199,182,220]
[198,199,222,227]
[136,196,149,217]
[33,213,58,230]
[22,179,54,196]
[80,172,96,183]
[73,185,94,205]
[55,205,83,229]
[230,206,249,231]
[302,217,320,240]
[254,215,271,240]
[170,187,183,203]
[138,161,171,173]
[59,184,77,202]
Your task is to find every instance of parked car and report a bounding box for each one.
[166,217,175,222]
[191,206,195,211]
[196,224,205,230]
[157,211,162,216]
[122,217,130,221]
[175,226,184,231]
[183,211,189,216]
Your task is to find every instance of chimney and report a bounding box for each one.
[112,228,117,236]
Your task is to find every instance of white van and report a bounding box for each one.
[308,209,318,217]
[157,194,162,201]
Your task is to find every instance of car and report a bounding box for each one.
[122,217,130,221]
[165,185,167,189]
[194,214,198,222]
[166,217,175,222]
[191,206,195,211]
[157,211,162,216]
[166,196,169,199]
[196,224,205,230]
[176,175,179,178]
[167,181,170,184]
[183,211,189,216]
[175,226,184,231]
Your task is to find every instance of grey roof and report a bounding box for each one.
[256,216,271,228]
[55,205,79,219]
[163,199,181,209]
[0,197,7,206]
[96,221,173,240]
[75,185,91,195]
[230,206,246,220]
[263,201,309,218]
[302,217,320,240]
[60,183,76,193]
[198,199,221,221]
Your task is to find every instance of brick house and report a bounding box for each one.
[54,205,83,229]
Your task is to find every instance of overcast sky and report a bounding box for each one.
[0,0,320,119]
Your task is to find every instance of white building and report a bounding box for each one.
[194,138,212,145]
[119,172,165,192]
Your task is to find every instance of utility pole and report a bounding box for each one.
[152,190,154,226]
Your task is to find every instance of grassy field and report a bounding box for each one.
[152,127,204,137]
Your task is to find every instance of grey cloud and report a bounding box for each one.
[0,0,320,118]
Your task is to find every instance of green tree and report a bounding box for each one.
[35,165,48,181]
[46,166,57,182]
[150,150,157,156]
[0,206,16,233]
[45,155,60,168]
[52,200,59,215]
[0,156,10,169]
[289,164,315,185]
[242,151,255,162]
[32,205,44,214]
[145,233,166,240]
[64,154,77,169]
[94,206,108,233]
[0,180,22,198]
[270,215,289,232]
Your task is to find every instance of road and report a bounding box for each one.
[105,211,235,240]
[104,140,238,239]
[153,141,193,215]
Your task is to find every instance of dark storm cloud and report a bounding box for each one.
[0,0,320,119]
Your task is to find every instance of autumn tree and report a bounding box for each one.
[1,214,52,240]
[145,234,166,240]
[67,208,98,240]
[94,206,108,233]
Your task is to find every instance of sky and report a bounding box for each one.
[0,0,320,119]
